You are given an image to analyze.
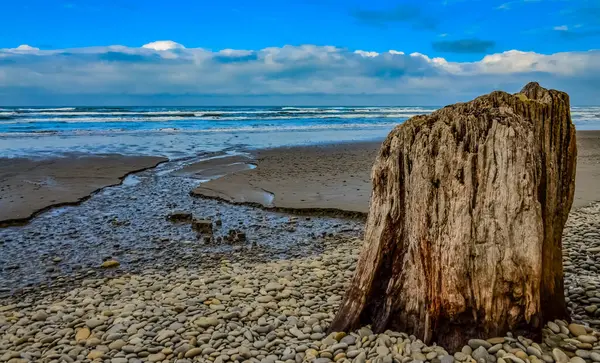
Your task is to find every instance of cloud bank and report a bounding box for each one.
[0,42,599,105]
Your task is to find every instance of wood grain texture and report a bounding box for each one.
[329,82,577,351]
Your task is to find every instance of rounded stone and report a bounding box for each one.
[548,322,561,334]
[469,340,492,351]
[87,350,104,360]
[568,324,587,337]
[577,335,597,344]
[75,327,91,342]
[148,353,166,362]
[185,348,203,358]
[553,348,570,363]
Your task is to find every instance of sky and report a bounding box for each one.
[0,0,599,105]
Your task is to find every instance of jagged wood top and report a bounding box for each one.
[402,82,571,130]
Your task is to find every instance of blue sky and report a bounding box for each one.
[1,0,599,105]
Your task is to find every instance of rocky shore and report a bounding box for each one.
[0,199,599,363]
[1,138,600,363]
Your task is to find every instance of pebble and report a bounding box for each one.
[455,352,469,361]
[487,337,505,345]
[101,260,120,268]
[85,318,104,329]
[577,335,597,343]
[87,350,104,360]
[568,324,587,337]
[553,348,570,363]
[1,206,600,363]
[148,353,166,362]
[548,322,561,334]
[469,339,492,350]
[75,327,91,341]
[195,316,219,328]
[184,347,203,358]
[31,311,48,322]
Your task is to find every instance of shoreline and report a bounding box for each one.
[190,192,368,220]
[190,131,600,214]
[2,129,598,230]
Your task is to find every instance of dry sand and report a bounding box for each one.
[0,154,167,225]
[192,131,600,213]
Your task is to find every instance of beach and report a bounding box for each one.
[3,0,600,357]
[1,130,598,229]
[1,123,600,362]
[191,131,600,212]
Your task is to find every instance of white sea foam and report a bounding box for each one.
[0,112,429,124]
[15,107,77,111]
[13,107,434,117]
[0,122,401,137]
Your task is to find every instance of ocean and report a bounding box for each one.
[1,106,598,158]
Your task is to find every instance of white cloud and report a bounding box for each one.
[0,44,42,54]
[554,25,569,31]
[355,50,379,57]
[15,44,40,51]
[141,40,185,51]
[0,42,599,104]
[218,49,254,56]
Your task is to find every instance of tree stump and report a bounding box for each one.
[330,82,577,351]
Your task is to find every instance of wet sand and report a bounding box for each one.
[192,142,380,214]
[0,154,167,225]
[574,131,600,209]
[4,130,596,228]
[192,131,600,213]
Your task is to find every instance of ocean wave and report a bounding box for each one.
[0,130,60,136]
[0,112,15,120]
[280,107,322,111]
[12,111,199,117]
[571,117,600,122]
[10,108,432,117]
[572,112,600,117]
[0,122,402,137]
[161,122,402,133]
[0,112,429,124]
[14,107,77,112]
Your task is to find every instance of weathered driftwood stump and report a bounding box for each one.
[330,82,577,350]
